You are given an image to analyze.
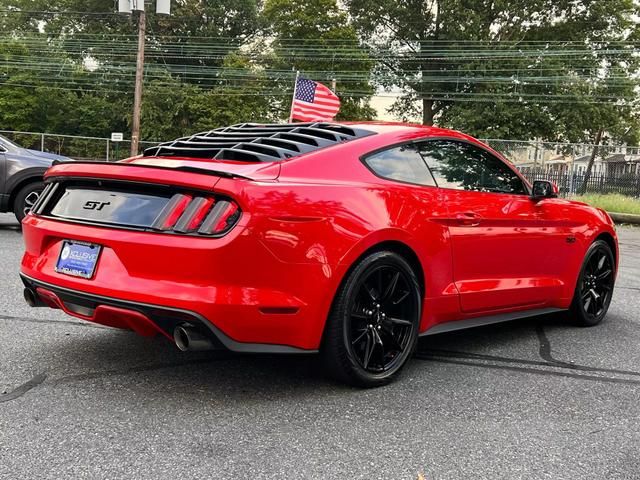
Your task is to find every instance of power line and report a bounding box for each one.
[2,81,635,106]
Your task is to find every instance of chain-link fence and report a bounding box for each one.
[0,130,158,162]
[2,130,640,198]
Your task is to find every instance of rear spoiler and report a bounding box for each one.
[50,160,252,181]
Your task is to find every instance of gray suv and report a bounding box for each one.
[0,135,70,222]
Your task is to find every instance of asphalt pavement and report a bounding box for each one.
[1,212,639,479]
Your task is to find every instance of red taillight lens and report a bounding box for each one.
[173,197,215,233]
[197,200,241,235]
[151,194,240,236]
[152,194,192,231]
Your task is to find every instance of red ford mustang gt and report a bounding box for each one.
[20,122,617,386]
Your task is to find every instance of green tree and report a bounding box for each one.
[0,1,275,143]
[262,0,375,121]
[346,0,639,145]
[140,55,276,141]
[0,38,121,133]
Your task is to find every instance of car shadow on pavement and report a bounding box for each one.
[6,310,638,404]
[0,223,21,231]
[17,312,563,396]
[0,214,21,231]
[31,328,348,399]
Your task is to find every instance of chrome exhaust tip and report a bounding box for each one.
[173,325,214,352]
[23,288,43,308]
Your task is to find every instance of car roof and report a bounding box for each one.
[342,121,461,136]
[339,121,481,148]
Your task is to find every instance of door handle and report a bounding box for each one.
[455,212,482,226]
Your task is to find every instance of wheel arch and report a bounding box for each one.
[7,169,45,211]
[316,235,426,350]
[565,228,619,304]
[595,231,617,266]
[356,240,425,297]
[336,230,426,298]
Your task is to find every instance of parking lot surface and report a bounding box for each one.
[1,213,639,479]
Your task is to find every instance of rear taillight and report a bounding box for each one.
[152,194,192,231]
[151,194,241,236]
[197,200,240,235]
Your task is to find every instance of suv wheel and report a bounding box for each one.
[13,181,44,223]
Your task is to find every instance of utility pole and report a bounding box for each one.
[130,8,146,156]
[119,1,170,156]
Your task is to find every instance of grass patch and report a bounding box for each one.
[571,193,640,215]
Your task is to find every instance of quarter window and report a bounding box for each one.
[417,140,526,195]
[364,144,436,186]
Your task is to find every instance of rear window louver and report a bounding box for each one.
[143,122,376,162]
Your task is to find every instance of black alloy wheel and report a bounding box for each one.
[322,251,421,387]
[571,240,615,326]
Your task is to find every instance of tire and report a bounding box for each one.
[569,239,616,327]
[13,181,45,223]
[321,251,422,387]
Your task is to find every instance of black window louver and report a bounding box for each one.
[143,122,376,162]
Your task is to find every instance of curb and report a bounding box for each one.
[609,212,640,225]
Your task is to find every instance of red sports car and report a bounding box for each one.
[20,122,617,386]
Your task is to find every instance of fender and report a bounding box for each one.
[5,166,47,209]
[561,206,618,303]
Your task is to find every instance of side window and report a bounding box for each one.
[363,144,436,186]
[417,140,526,195]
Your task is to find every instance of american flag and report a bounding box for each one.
[290,76,341,122]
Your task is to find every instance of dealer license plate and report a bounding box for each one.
[55,240,102,279]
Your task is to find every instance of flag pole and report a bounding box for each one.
[288,70,300,123]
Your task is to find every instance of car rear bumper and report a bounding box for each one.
[20,215,334,351]
[20,274,314,354]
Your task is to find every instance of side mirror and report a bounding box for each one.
[531,180,558,200]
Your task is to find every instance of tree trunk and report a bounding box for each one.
[578,128,604,195]
[422,97,435,126]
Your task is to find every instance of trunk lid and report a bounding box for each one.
[122,155,281,181]
[45,156,280,189]
[36,156,257,237]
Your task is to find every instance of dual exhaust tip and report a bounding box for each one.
[23,288,44,308]
[173,325,214,352]
[24,287,213,352]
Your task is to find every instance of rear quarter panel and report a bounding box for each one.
[218,136,459,340]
